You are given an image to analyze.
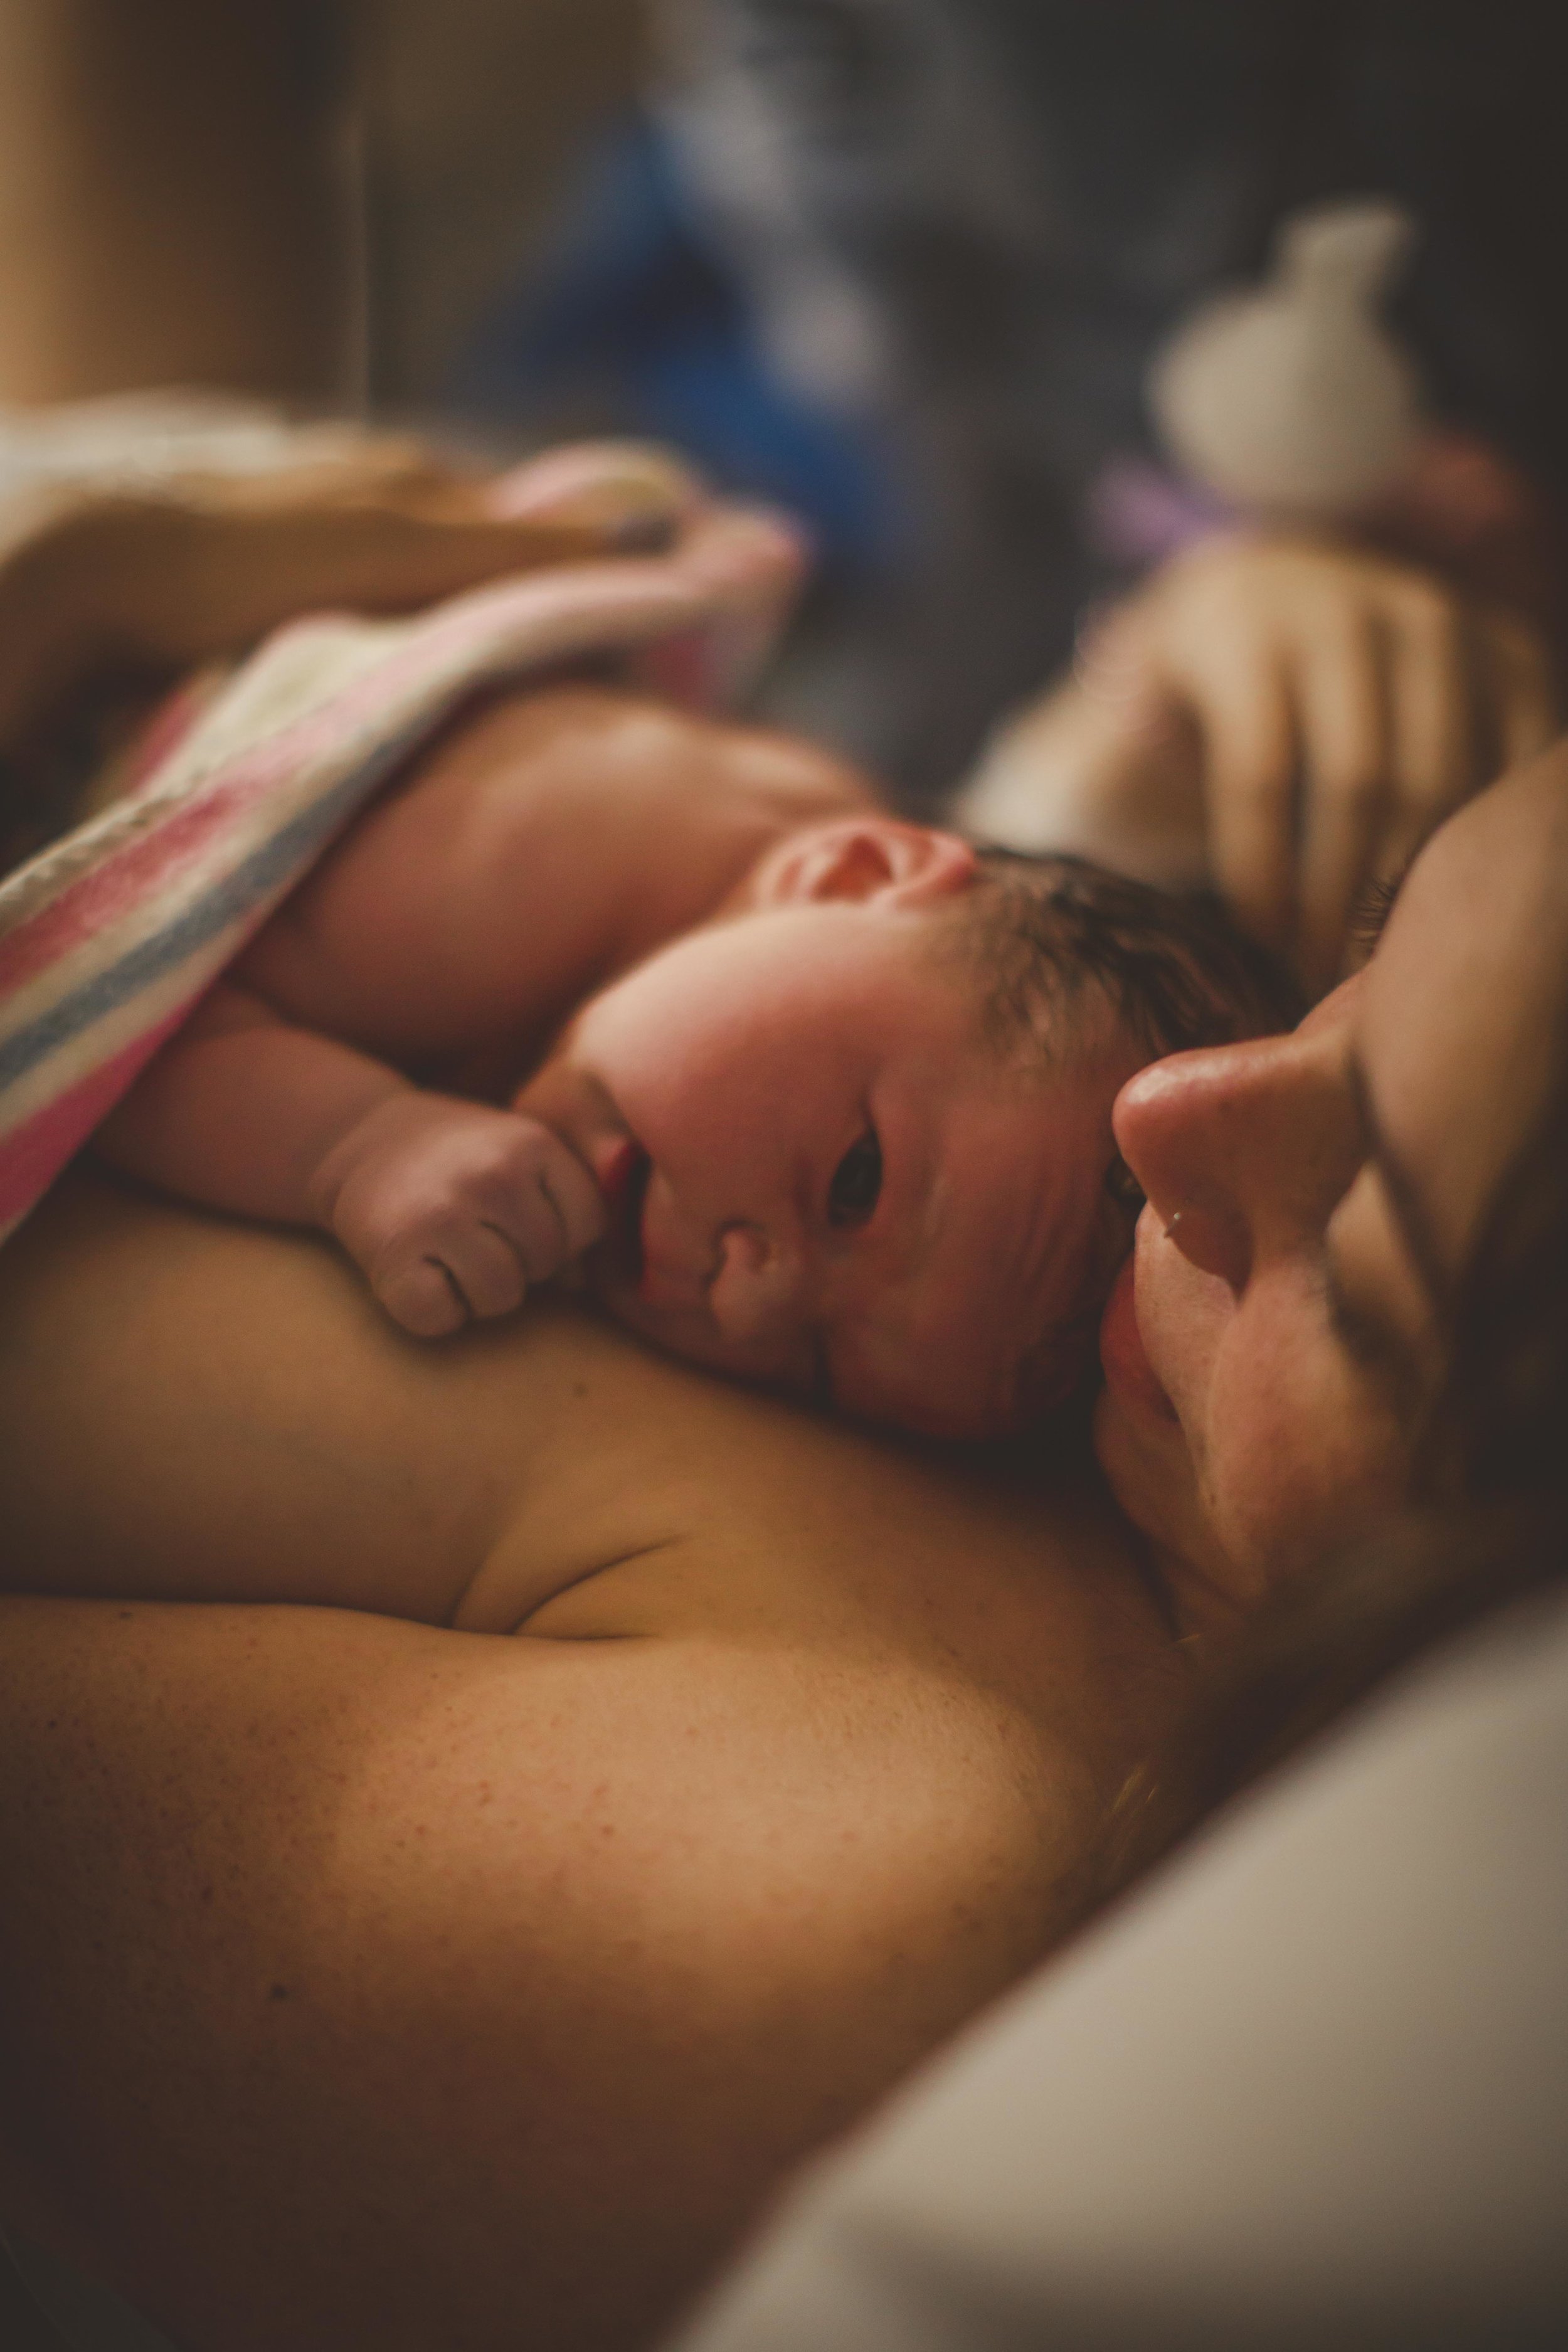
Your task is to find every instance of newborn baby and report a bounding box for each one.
[97,683,1285,1435]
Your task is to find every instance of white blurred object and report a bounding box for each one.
[1148,199,1424,521]
[0,390,364,505]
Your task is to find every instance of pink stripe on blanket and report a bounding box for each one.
[0,565,712,993]
[0,743,325,990]
[0,1010,187,1231]
[0,642,432,990]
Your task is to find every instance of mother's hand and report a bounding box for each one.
[1094,534,1558,987]
[959,532,1559,994]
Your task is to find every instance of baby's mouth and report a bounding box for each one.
[594,1136,652,1286]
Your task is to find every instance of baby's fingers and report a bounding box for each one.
[437,1123,606,1296]
[524,1128,608,1268]
[376,1261,465,1338]
[374,1219,529,1337]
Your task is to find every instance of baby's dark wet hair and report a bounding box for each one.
[947,846,1303,1065]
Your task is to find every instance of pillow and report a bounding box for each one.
[669,1587,1568,2350]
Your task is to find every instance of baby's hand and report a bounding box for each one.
[310,1093,607,1338]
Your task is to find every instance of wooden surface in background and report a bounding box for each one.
[359,0,648,408]
[0,0,647,413]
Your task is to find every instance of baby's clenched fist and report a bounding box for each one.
[310,1091,607,1337]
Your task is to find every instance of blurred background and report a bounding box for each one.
[1,0,1564,803]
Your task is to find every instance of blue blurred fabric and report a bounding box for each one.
[456,115,897,573]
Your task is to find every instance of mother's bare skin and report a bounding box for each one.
[0,1169,1179,2352]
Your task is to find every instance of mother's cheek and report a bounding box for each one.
[1201,1335,1411,1588]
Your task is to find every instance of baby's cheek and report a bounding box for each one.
[832,1328,1009,1441]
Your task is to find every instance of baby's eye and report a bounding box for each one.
[828,1130,882,1229]
[1105,1153,1145,1214]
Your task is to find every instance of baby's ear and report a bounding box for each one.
[754,817,977,908]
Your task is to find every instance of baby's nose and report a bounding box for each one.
[707,1222,808,1341]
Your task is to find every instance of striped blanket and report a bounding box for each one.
[0,499,800,1246]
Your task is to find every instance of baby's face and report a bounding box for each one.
[516,902,1152,1436]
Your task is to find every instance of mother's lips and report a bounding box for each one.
[1098,1252,1179,1422]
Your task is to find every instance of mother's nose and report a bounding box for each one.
[1114,1026,1362,1293]
[707,1222,808,1340]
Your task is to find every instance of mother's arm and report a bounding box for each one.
[0,1593,1042,2352]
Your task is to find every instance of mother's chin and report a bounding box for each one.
[1092,1216,1337,1633]
[1092,1385,1244,1635]
[1091,1229,1248,1631]
[1093,1202,1416,1636]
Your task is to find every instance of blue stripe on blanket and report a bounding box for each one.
[0,732,419,1095]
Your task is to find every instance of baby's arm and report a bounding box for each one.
[96,983,605,1335]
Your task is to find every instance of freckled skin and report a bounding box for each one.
[0,1166,1181,2352]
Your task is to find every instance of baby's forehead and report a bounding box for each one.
[848,951,1152,1121]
